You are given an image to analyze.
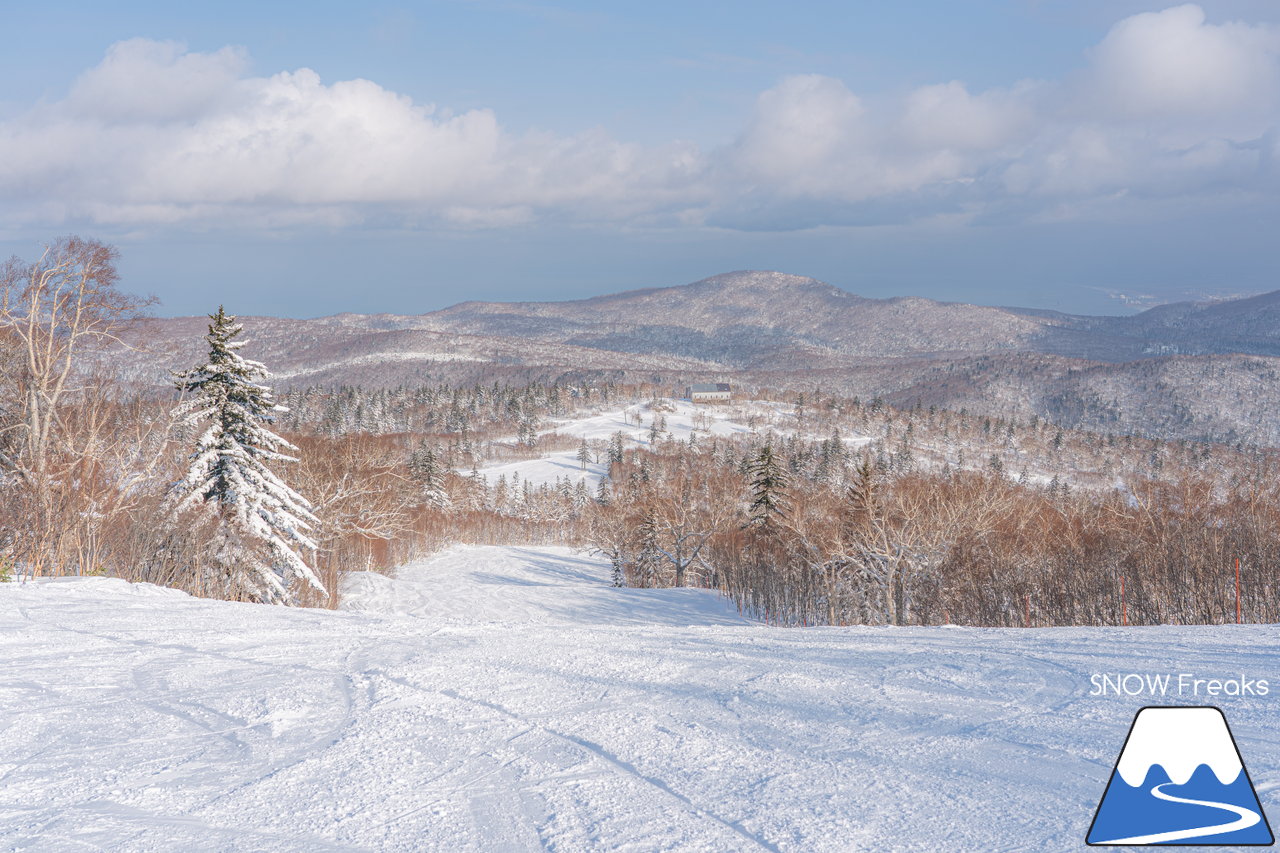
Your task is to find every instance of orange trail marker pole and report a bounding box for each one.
[1121,576,1127,626]
[1236,556,1242,625]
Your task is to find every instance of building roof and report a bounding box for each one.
[689,383,731,393]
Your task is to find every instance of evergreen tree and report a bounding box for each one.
[607,432,625,468]
[844,454,878,532]
[828,428,845,460]
[746,442,789,527]
[517,414,539,447]
[577,437,592,470]
[633,507,663,587]
[172,306,325,604]
[465,464,489,510]
[408,440,452,510]
[648,414,666,444]
[492,474,510,514]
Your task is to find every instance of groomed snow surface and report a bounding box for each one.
[3,546,1279,852]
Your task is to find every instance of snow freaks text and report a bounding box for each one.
[1090,673,1270,698]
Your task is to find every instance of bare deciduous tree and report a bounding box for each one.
[0,237,151,481]
[650,476,727,587]
[0,237,153,575]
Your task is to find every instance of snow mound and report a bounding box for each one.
[18,575,193,598]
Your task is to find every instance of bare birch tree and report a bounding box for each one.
[0,237,151,482]
[0,237,152,574]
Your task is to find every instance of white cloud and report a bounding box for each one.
[0,39,702,228]
[722,76,1026,206]
[730,74,867,191]
[1,5,1279,233]
[714,4,1280,222]
[1084,4,1280,124]
[898,81,1037,153]
[65,39,249,123]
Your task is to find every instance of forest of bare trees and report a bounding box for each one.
[597,439,1280,628]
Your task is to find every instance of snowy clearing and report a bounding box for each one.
[474,400,773,489]
[3,546,1279,851]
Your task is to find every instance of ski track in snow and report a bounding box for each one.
[2,546,1279,851]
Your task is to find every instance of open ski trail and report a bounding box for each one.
[2,546,1278,851]
[468,399,872,491]
[468,400,755,491]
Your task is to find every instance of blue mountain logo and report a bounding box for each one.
[1088,706,1274,846]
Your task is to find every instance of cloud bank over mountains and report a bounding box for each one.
[1,4,1277,233]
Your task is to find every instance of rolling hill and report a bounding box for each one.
[109,271,1280,445]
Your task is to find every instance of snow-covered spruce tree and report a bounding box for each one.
[464,464,489,510]
[746,442,789,527]
[408,440,452,510]
[607,432,625,468]
[633,506,664,587]
[648,414,666,444]
[172,306,326,604]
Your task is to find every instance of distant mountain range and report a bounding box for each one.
[113,271,1280,446]
[410,270,1280,362]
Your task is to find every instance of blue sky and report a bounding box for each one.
[1,1,1278,316]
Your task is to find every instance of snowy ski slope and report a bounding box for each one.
[472,400,794,490]
[3,546,1279,851]
[342,546,754,627]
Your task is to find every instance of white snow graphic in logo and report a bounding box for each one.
[1088,706,1274,846]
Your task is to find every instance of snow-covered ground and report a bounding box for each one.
[473,400,756,489]
[342,545,753,627]
[3,547,1279,851]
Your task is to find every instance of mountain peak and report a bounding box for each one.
[692,270,844,295]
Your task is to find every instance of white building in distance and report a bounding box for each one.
[687,382,732,403]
